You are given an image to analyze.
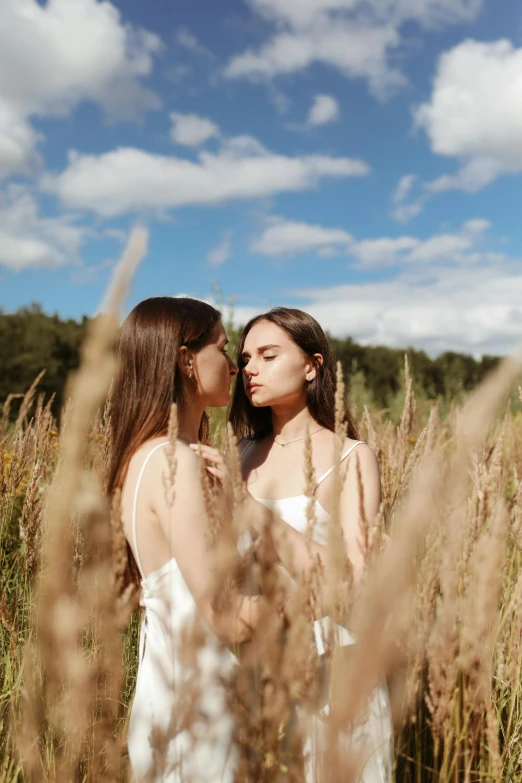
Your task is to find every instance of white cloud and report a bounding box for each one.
[462,218,491,235]
[250,215,491,267]
[390,173,425,222]
[251,217,354,256]
[308,94,340,125]
[0,102,41,179]
[352,236,418,266]
[43,137,370,217]
[288,266,522,356]
[392,202,423,223]
[0,186,86,270]
[170,112,220,146]
[242,0,483,29]
[175,26,213,57]
[207,231,232,267]
[415,39,522,192]
[224,0,484,99]
[392,173,416,204]
[0,0,161,179]
[225,20,404,100]
[350,227,486,267]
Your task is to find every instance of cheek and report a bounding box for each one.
[207,355,230,390]
[264,359,303,393]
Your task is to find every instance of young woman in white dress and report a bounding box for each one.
[194,307,394,782]
[107,297,270,783]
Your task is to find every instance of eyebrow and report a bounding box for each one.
[241,343,281,359]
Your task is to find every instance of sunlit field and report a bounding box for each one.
[2,233,522,782]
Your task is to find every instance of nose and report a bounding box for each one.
[242,358,258,377]
[227,354,239,376]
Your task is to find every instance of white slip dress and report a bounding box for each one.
[126,441,238,783]
[249,441,394,783]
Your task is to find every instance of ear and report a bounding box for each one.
[305,353,324,382]
[178,345,194,378]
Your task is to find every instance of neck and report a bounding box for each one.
[271,401,317,442]
[177,401,205,445]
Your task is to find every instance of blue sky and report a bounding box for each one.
[1,0,522,356]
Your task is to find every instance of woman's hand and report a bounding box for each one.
[189,443,233,507]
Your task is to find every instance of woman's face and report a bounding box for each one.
[241,320,316,408]
[193,321,238,407]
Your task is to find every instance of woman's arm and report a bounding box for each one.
[339,443,381,582]
[146,442,269,645]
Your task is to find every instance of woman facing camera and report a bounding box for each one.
[107,297,268,783]
[236,308,393,781]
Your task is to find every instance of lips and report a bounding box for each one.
[247,383,261,392]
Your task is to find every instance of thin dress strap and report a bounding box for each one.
[240,439,255,458]
[132,441,170,579]
[315,440,366,488]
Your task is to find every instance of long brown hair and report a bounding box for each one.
[229,307,358,441]
[107,296,222,583]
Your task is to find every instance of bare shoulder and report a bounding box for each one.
[343,438,379,473]
[126,437,169,479]
[144,439,207,518]
[130,438,198,486]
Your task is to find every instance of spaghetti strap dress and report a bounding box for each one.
[249,440,394,783]
[126,441,238,782]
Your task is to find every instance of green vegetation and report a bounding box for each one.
[0,305,501,420]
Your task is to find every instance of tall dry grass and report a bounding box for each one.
[1,240,522,780]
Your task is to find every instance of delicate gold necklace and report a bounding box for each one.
[273,427,325,448]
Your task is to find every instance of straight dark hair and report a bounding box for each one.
[107,296,222,585]
[229,307,358,441]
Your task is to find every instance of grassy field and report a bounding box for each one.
[2,356,522,781]
[2,233,522,782]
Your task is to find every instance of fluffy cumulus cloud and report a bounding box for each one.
[170,112,220,146]
[0,0,161,180]
[0,186,86,270]
[250,214,492,266]
[43,136,370,217]
[353,219,491,267]
[225,0,484,98]
[416,39,522,192]
[251,217,353,256]
[307,94,340,126]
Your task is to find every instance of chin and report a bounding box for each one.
[249,395,269,408]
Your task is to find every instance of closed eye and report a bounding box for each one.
[263,356,276,361]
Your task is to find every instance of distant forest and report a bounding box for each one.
[0,304,501,418]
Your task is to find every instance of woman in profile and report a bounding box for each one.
[195,307,393,782]
[107,297,267,783]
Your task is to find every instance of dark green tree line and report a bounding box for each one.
[0,304,88,416]
[0,305,501,419]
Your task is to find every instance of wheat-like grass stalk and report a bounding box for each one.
[16,227,148,782]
